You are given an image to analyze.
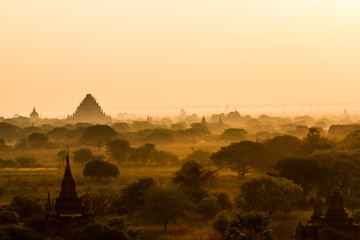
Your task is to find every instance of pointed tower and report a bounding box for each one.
[218,117,224,127]
[201,116,206,124]
[30,107,39,123]
[45,149,94,240]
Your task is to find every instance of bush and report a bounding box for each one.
[83,160,119,181]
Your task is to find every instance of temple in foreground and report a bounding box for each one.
[45,152,94,240]
[67,94,111,123]
[295,188,360,240]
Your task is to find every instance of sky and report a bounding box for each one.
[1,0,360,118]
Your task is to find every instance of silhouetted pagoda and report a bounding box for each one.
[295,188,360,240]
[67,94,111,123]
[30,107,39,123]
[45,152,94,240]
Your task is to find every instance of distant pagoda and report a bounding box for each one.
[67,94,111,123]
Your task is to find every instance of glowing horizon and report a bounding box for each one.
[1,0,360,117]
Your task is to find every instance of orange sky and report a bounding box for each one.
[1,0,360,117]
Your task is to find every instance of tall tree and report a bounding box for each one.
[106,139,131,164]
[81,125,117,150]
[211,141,268,178]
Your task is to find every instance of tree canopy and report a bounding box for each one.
[83,160,119,181]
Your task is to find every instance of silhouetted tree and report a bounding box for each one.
[114,177,156,213]
[0,208,19,224]
[274,157,329,196]
[15,156,40,168]
[220,128,247,142]
[128,144,156,165]
[9,196,44,219]
[151,150,179,165]
[212,212,230,239]
[236,177,303,216]
[73,148,101,166]
[226,212,272,240]
[57,149,67,167]
[111,122,131,132]
[81,125,117,150]
[144,186,188,232]
[72,223,130,240]
[0,138,9,150]
[211,141,268,178]
[0,122,22,142]
[28,132,49,148]
[173,160,216,188]
[83,160,119,181]
[183,150,211,165]
[106,139,132,164]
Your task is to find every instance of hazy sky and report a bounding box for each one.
[1,0,360,117]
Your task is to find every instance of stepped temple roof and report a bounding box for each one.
[67,94,111,123]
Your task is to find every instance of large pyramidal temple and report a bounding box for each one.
[67,94,111,123]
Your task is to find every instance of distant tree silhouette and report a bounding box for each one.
[83,160,119,181]
[81,125,117,150]
[128,144,156,165]
[114,177,156,213]
[211,141,268,178]
[28,132,49,148]
[173,160,216,188]
[57,149,67,167]
[73,148,102,166]
[0,138,9,150]
[226,212,272,240]
[0,122,22,142]
[111,122,130,132]
[106,139,132,164]
[183,150,211,165]
[144,186,188,232]
[220,128,247,142]
[71,223,130,240]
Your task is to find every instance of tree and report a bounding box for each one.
[108,216,142,240]
[220,128,247,142]
[15,156,40,168]
[0,122,22,142]
[213,212,230,239]
[106,139,132,164]
[27,132,49,148]
[151,150,179,165]
[9,196,44,219]
[144,128,175,145]
[144,186,188,232]
[211,141,269,179]
[183,150,211,165]
[111,122,130,132]
[173,160,216,188]
[0,225,45,240]
[0,208,19,224]
[300,127,332,155]
[83,160,119,181]
[81,125,117,150]
[72,223,130,240]
[264,135,301,160]
[236,177,303,216]
[73,148,100,166]
[114,177,156,213]
[57,149,67,167]
[128,143,156,165]
[274,157,329,196]
[196,197,220,219]
[226,212,272,240]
